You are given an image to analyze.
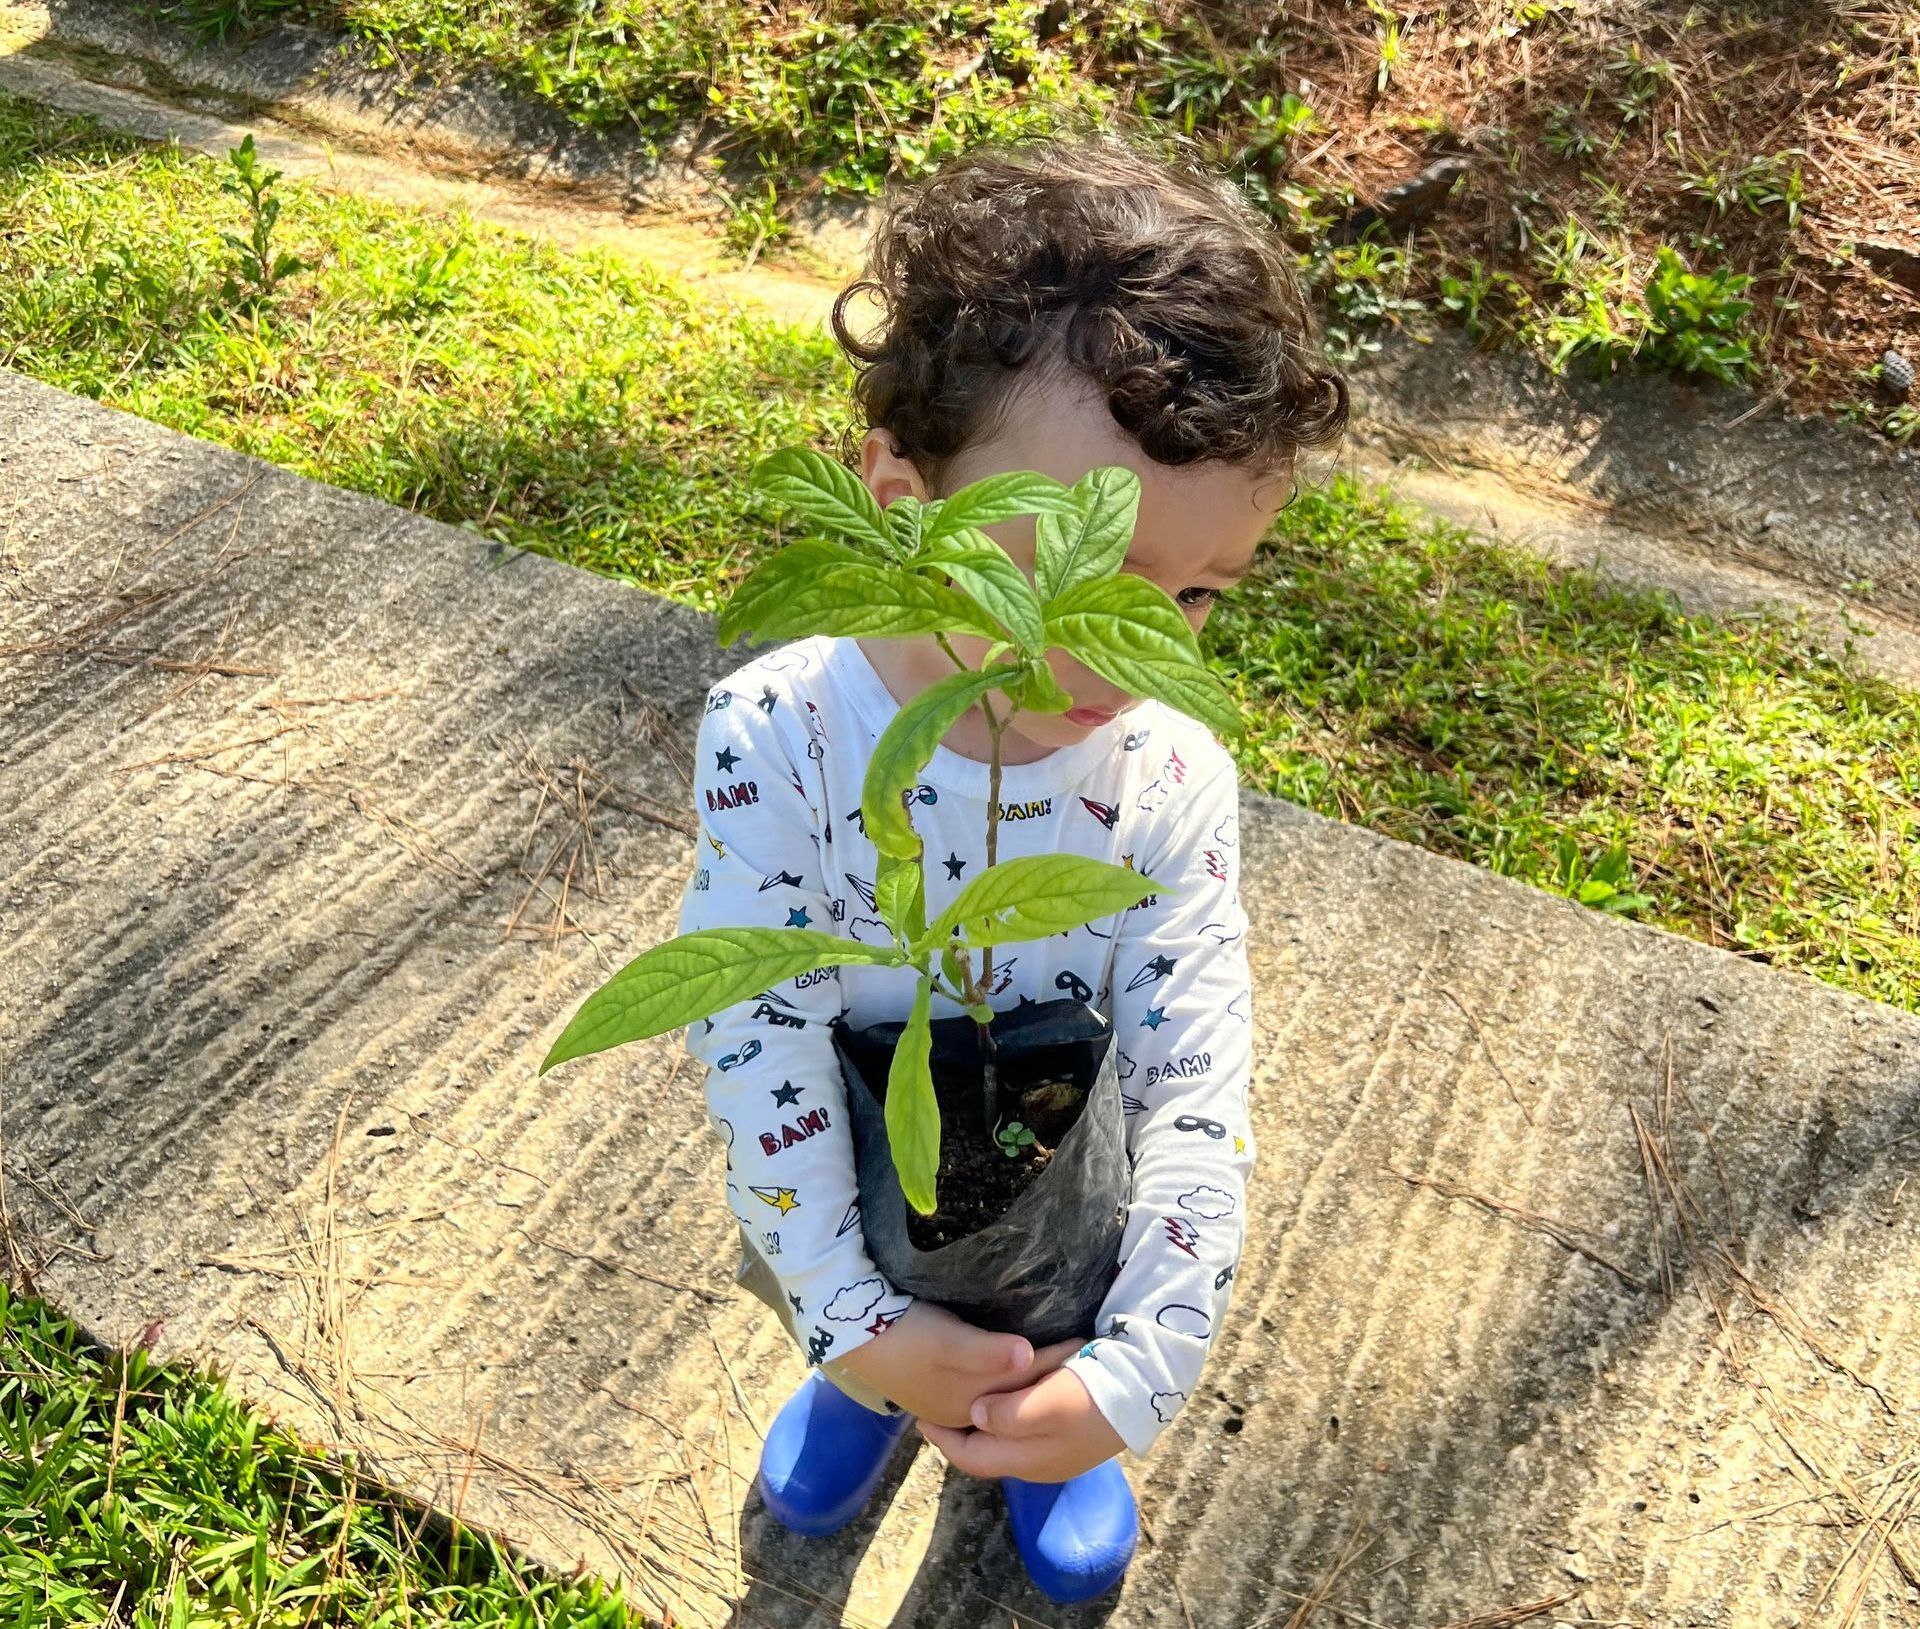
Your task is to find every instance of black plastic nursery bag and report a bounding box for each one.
[831,996,1129,1348]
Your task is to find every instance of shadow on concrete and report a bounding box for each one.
[732,1448,1125,1628]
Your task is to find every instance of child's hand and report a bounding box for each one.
[916,1367,1126,1482]
[832,1302,1081,1429]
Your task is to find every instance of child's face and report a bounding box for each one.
[861,367,1292,754]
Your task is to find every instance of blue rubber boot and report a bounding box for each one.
[1002,1458,1139,1603]
[755,1370,915,1537]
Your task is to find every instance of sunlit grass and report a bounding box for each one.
[0,1286,640,1626]
[4,92,1917,1010]
[1216,482,1920,1008]
[140,0,1920,435]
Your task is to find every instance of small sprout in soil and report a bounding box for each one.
[995,1118,1038,1160]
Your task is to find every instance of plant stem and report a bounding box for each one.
[937,632,1012,1128]
[977,699,1012,1129]
[982,702,1006,984]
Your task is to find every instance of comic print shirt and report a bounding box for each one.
[676,634,1256,1458]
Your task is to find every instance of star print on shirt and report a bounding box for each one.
[943,852,966,880]
[771,1081,803,1107]
[752,1185,800,1215]
[758,685,779,713]
[787,907,811,928]
[866,1307,905,1338]
[788,1291,803,1314]
[714,746,740,772]
[1141,1006,1168,1029]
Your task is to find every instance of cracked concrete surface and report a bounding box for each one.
[5,370,1920,1624]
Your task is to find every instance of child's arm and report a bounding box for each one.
[676,679,917,1374]
[1058,737,1256,1457]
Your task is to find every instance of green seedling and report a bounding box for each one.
[539,448,1244,1214]
[995,1119,1039,1159]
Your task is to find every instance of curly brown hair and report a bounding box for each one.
[831,122,1349,499]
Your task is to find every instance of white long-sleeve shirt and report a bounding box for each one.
[676,634,1256,1457]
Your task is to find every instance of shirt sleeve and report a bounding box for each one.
[676,677,916,1371]
[1061,740,1255,1457]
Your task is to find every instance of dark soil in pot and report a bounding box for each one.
[833,997,1125,1345]
[902,1059,1090,1249]
[835,999,1102,1248]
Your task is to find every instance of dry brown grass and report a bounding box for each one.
[1180,0,1918,415]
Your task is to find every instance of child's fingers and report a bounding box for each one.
[969,1376,1064,1436]
[1028,1337,1084,1374]
[945,1327,1033,1377]
[917,1420,1016,1479]
[972,1334,1078,1392]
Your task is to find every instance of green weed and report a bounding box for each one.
[1639,245,1756,383]
[217,134,307,310]
[1312,238,1425,362]
[1678,148,1806,227]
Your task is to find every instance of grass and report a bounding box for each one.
[0,1286,640,1625]
[2,89,1917,1019]
[1217,482,1920,1010]
[0,108,843,608]
[139,0,1920,436]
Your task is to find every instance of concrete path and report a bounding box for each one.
[4,368,1920,1626]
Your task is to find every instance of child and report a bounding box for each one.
[677,127,1347,1602]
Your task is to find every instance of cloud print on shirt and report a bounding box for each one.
[825,1279,885,1322]
[846,916,891,946]
[1176,1185,1236,1220]
[1156,1303,1212,1340]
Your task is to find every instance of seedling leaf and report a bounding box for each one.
[750,448,893,553]
[888,979,939,1214]
[541,928,902,1070]
[921,855,1167,950]
[1044,576,1242,739]
[1035,467,1140,601]
[863,665,1018,858]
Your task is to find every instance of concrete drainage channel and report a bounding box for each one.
[5,0,1920,688]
